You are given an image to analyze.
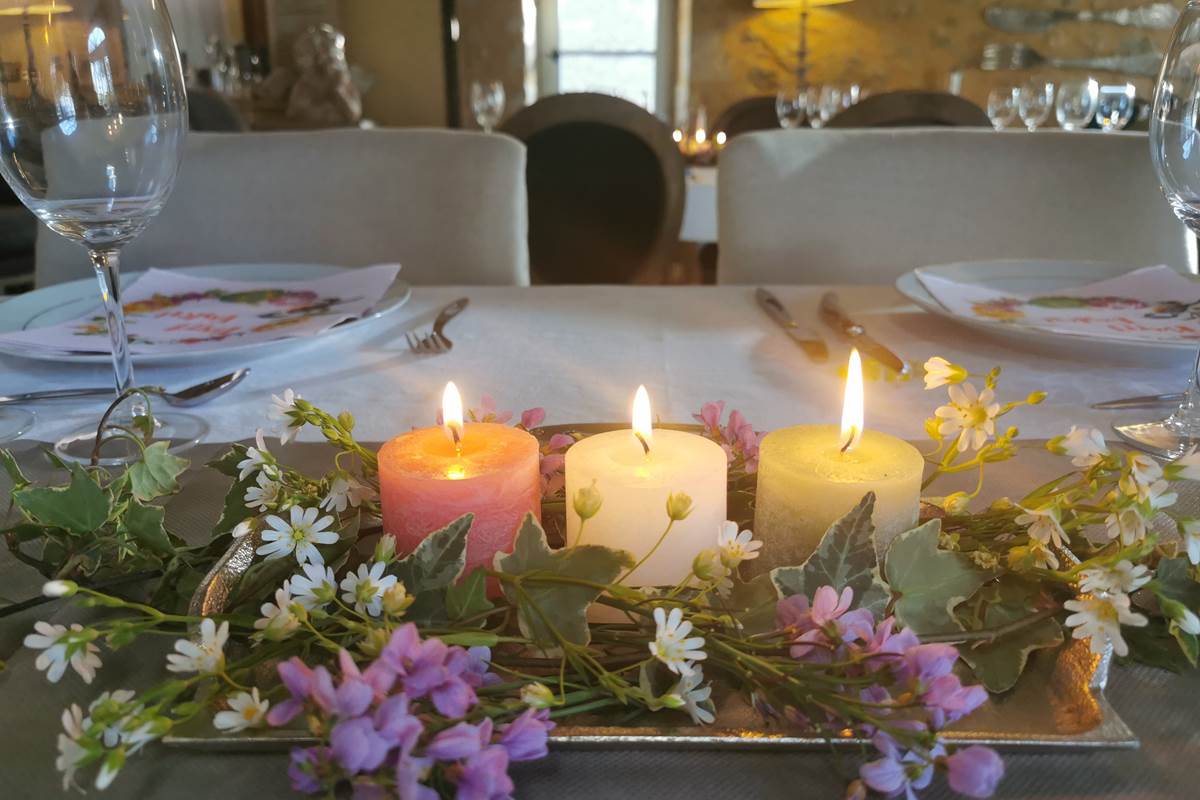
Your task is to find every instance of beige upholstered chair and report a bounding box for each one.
[36,128,530,287]
[717,129,1195,284]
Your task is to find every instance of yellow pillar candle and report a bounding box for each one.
[753,350,924,573]
[565,386,728,587]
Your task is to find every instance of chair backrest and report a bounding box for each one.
[826,91,991,129]
[714,96,780,139]
[501,93,684,284]
[36,128,530,287]
[717,129,1193,285]
[187,88,247,132]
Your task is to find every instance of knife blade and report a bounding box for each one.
[1091,392,1184,410]
[755,288,829,363]
[818,292,908,375]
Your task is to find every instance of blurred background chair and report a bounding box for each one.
[825,91,990,128]
[501,93,684,284]
[717,128,1193,284]
[714,96,781,139]
[36,129,529,287]
[187,88,248,132]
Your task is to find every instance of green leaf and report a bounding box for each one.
[127,442,189,502]
[206,446,247,479]
[0,522,49,543]
[439,631,500,647]
[958,599,1064,693]
[0,449,29,489]
[389,515,473,595]
[121,500,174,556]
[495,513,634,648]
[884,520,991,635]
[1156,557,1200,608]
[13,463,110,535]
[1171,624,1199,667]
[729,572,782,636]
[1122,621,1195,673]
[446,567,494,623]
[770,493,890,617]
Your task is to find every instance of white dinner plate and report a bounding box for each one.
[896,259,1196,357]
[0,263,411,365]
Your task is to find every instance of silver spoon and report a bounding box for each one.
[0,368,250,408]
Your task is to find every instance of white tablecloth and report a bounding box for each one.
[680,166,717,243]
[1,284,1190,445]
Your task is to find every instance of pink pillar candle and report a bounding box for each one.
[378,423,541,575]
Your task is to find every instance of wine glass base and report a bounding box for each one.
[54,411,209,466]
[1112,419,1197,460]
[0,408,35,442]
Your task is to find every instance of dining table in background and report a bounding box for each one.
[680,166,718,244]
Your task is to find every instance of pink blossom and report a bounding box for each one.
[693,401,725,436]
[520,408,546,429]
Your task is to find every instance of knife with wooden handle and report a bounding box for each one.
[818,292,908,375]
[755,288,829,363]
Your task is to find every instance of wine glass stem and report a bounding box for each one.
[88,248,135,396]
[1167,347,1200,439]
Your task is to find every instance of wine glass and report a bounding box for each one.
[1097,82,1138,131]
[1018,80,1054,131]
[1056,78,1100,131]
[775,89,806,129]
[470,80,506,133]
[986,87,1019,130]
[1116,5,1200,457]
[0,0,206,463]
[815,86,842,128]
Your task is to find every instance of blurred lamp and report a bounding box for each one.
[752,0,854,86]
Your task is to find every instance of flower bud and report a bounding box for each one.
[572,481,604,522]
[990,497,1014,511]
[666,491,694,522]
[382,583,413,617]
[359,627,390,658]
[520,682,557,709]
[373,536,397,565]
[692,549,722,581]
[1162,597,1200,635]
[231,519,256,539]
[1026,391,1048,405]
[844,780,868,800]
[42,580,77,598]
[941,492,970,515]
[660,692,686,710]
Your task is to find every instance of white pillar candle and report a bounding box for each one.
[753,350,924,573]
[565,386,728,586]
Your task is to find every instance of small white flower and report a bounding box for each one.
[231,519,255,539]
[244,471,282,512]
[213,688,269,732]
[257,506,339,564]
[166,618,229,675]
[1120,453,1164,502]
[520,682,557,709]
[95,754,121,791]
[1104,506,1148,546]
[1079,560,1151,595]
[269,388,304,445]
[671,668,715,725]
[716,521,762,567]
[1064,593,1148,657]
[1061,426,1109,468]
[1180,518,1200,566]
[339,561,397,617]
[24,622,102,684]
[55,705,89,791]
[922,357,966,390]
[1173,605,1200,636]
[320,474,376,513]
[648,607,707,677]
[254,584,301,641]
[933,382,1001,452]
[1015,504,1066,549]
[1027,537,1059,570]
[1168,446,1200,481]
[1146,479,1178,512]
[42,580,77,597]
[88,690,139,748]
[236,429,278,481]
[289,563,338,609]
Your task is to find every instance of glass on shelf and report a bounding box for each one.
[775,89,807,129]
[1017,80,1055,132]
[1097,82,1137,132]
[986,87,1019,130]
[470,80,506,133]
[1056,78,1100,131]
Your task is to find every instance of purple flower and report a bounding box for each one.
[269,657,317,726]
[331,716,392,774]
[455,745,514,800]
[859,731,939,799]
[498,708,555,762]
[946,746,1004,798]
[896,643,959,688]
[546,433,575,452]
[776,594,812,631]
[810,586,854,626]
[922,674,987,730]
[426,719,492,761]
[520,408,545,429]
[339,648,397,701]
[464,646,502,688]
[694,401,725,436]
[287,746,328,795]
[397,755,438,800]
[351,781,390,800]
[374,695,423,754]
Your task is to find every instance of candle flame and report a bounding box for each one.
[840,349,864,453]
[442,381,464,453]
[695,128,707,144]
[632,384,653,455]
[715,131,727,146]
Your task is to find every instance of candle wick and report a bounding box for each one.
[634,431,651,457]
[840,427,857,454]
[451,425,463,457]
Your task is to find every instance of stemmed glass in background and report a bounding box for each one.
[986,87,1019,130]
[1017,80,1055,131]
[775,89,807,129]
[0,0,205,462]
[470,80,506,133]
[1097,82,1138,132]
[1118,4,1200,456]
[1056,78,1100,131]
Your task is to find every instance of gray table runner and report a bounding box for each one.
[1,441,1197,799]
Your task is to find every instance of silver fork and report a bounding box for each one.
[405,298,469,354]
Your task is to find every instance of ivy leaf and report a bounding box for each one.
[208,446,255,538]
[13,463,110,535]
[958,603,1064,693]
[770,493,890,617]
[446,567,493,624]
[206,446,246,479]
[1123,621,1196,673]
[389,515,473,595]
[1171,624,1199,667]
[121,500,174,557]
[884,520,991,635]
[495,513,634,648]
[0,449,29,489]
[729,572,782,636]
[1156,557,1200,609]
[127,442,189,503]
[439,631,500,648]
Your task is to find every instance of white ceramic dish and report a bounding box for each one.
[0,263,411,365]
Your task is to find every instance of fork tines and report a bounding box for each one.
[406,328,451,354]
